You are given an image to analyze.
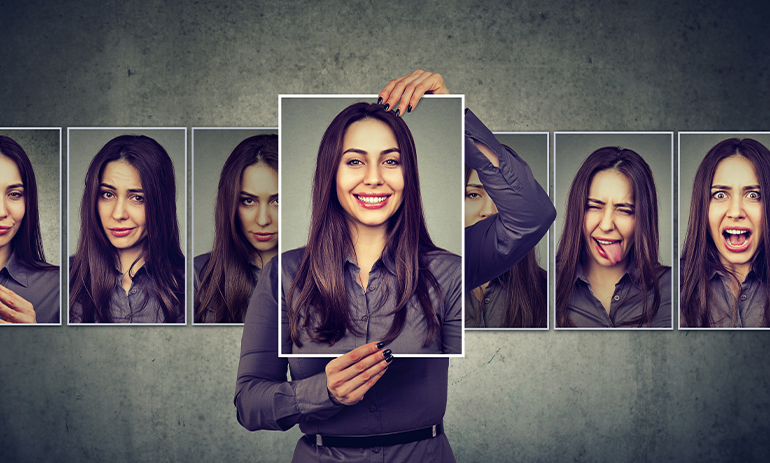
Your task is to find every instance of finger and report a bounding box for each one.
[327,341,384,374]
[402,71,449,114]
[327,347,391,395]
[0,300,17,322]
[0,285,34,313]
[381,70,423,114]
[334,356,392,404]
[378,71,416,106]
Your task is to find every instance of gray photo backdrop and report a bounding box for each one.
[192,128,278,259]
[493,133,549,272]
[679,133,770,252]
[554,133,674,268]
[67,128,187,258]
[3,1,770,462]
[0,129,60,266]
[280,96,463,256]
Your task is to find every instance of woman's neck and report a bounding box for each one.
[255,247,278,268]
[117,247,145,276]
[349,222,388,290]
[583,258,628,288]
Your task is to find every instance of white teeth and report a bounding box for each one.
[356,195,387,204]
[595,239,617,245]
[724,229,749,235]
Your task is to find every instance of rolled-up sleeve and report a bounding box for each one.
[234,257,343,431]
[464,108,556,289]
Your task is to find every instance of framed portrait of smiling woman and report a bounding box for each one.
[67,128,187,325]
[276,95,464,357]
[679,132,770,329]
[554,132,674,330]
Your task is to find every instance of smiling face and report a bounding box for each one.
[97,160,147,254]
[582,169,636,269]
[465,169,498,227]
[335,118,404,235]
[708,155,763,275]
[237,163,278,263]
[0,155,25,255]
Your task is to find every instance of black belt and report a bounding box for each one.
[305,423,443,448]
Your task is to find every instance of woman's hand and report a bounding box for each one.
[0,284,37,323]
[326,341,393,406]
[378,70,450,117]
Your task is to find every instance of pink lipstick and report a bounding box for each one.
[253,232,276,242]
[0,226,12,236]
[109,227,135,237]
[354,193,390,210]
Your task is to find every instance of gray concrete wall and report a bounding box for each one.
[1,0,769,462]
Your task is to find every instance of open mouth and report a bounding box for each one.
[354,194,390,209]
[593,237,623,266]
[722,228,752,252]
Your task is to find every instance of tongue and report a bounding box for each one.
[728,233,747,246]
[599,241,623,265]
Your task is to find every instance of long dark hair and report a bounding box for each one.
[287,102,445,347]
[194,134,278,323]
[69,135,184,323]
[681,138,770,327]
[0,135,52,269]
[556,147,662,327]
[465,162,546,328]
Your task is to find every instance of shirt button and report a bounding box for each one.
[369,405,377,412]
[613,295,620,301]
[362,315,369,322]
[373,447,382,453]
[483,298,490,304]
[740,294,747,301]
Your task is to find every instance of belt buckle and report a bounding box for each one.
[432,425,437,438]
[316,434,323,446]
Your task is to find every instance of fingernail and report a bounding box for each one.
[383,103,390,111]
[383,349,392,357]
[376,341,385,349]
[385,355,394,363]
[395,109,400,118]
[377,97,383,105]
[407,104,412,113]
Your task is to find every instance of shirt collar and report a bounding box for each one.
[575,261,637,287]
[2,251,30,288]
[343,251,396,276]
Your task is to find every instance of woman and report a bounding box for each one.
[194,134,278,323]
[556,147,671,328]
[681,138,770,328]
[0,135,59,324]
[69,134,185,324]
[465,160,547,328]
[236,71,555,462]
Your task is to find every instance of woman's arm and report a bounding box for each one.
[380,70,556,289]
[234,257,391,431]
[463,109,556,288]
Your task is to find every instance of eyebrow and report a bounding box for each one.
[711,184,761,190]
[6,183,24,189]
[465,183,484,189]
[342,148,401,156]
[587,198,634,209]
[240,191,278,198]
[100,182,143,193]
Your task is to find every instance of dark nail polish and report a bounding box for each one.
[383,349,392,357]
[385,355,394,363]
[383,103,390,111]
[407,104,412,113]
[377,97,383,105]
[395,109,400,118]
[376,341,385,349]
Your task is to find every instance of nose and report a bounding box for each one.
[256,202,272,227]
[363,162,384,187]
[726,195,745,220]
[599,208,615,232]
[112,197,129,221]
[479,196,498,218]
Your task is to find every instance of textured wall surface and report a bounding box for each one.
[1,0,769,462]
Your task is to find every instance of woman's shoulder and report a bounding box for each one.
[423,249,461,275]
[193,252,212,277]
[280,247,307,275]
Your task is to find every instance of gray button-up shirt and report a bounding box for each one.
[70,259,184,324]
[280,247,462,355]
[682,267,766,328]
[0,252,59,324]
[565,264,672,328]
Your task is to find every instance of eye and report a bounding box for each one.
[618,209,634,216]
[241,197,255,206]
[271,197,279,206]
[712,191,727,200]
[747,191,761,200]
[383,158,400,167]
[8,191,23,200]
[346,158,364,166]
[586,204,601,210]
[130,194,144,205]
[100,190,115,200]
[465,191,480,199]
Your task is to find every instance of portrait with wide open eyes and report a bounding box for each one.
[192,128,278,325]
[464,132,550,331]
[554,132,674,330]
[0,129,61,326]
[279,95,464,357]
[679,132,770,329]
[67,128,187,325]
